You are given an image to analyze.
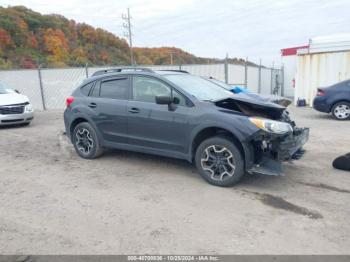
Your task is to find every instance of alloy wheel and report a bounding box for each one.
[75,128,94,154]
[201,145,236,181]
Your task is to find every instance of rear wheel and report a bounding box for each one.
[332,102,350,120]
[195,136,244,187]
[72,122,104,159]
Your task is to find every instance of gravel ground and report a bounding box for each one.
[0,106,349,254]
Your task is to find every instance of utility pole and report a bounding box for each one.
[170,52,173,65]
[122,8,135,66]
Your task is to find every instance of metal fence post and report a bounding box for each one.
[224,54,228,84]
[270,62,274,95]
[281,65,285,96]
[258,59,262,94]
[244,57,248,88]
[85,63,89,78]
[37,65,46,110]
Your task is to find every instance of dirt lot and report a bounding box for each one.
[0,106,349,254]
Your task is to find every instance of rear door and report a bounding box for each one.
[88,76,130,144]
[127,75,191,154]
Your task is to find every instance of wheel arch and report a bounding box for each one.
[70,117,88,139]
[69,115,102,143]
[190,126,254,169]
[331,99,350,109]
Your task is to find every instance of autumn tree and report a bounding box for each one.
[43,28,69,66]
[0,28,14,49]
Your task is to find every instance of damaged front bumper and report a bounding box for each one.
[247,127,310,176]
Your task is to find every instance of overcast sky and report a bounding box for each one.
[0,0,349,66]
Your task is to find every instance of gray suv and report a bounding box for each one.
[64,68,309,187]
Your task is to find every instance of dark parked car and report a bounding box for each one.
[64,68,309,187]
[313,79,350,120]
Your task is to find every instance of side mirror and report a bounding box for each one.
[155,95,177,111]
[155,95,173,105]
[14,89,20,94]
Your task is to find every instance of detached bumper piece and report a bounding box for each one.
[249,156,283,176]
[291,148,306,160]
[248,127,310,176]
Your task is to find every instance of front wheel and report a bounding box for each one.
[195,136,245,187]
[332,102,350,120]
[72,122,104,159]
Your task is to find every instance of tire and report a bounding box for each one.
[72,122,104,159]
[332,102,350,120]
[195,136,245,187]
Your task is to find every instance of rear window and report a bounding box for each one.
[80,82,94,96]
[334,79,350,88]
[100,78,128,100]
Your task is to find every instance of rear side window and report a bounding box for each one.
[90,83,100,97]
[99,78,128,100]
[80,82,94,96]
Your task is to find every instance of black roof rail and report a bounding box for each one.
[91,67,154,77]
[157,69,190,74]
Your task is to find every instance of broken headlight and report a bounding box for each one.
[249,117,293,135]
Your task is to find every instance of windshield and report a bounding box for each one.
[0,82,13,94]
[206,78,232,90]
[164,74,232,101]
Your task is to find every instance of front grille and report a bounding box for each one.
[0,104,25,115]
[1,119,24,123]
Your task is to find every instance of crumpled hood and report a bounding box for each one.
[215,93,286,109]
[0,93,29,106]
[229,91,292,107]
[214,95,286,120]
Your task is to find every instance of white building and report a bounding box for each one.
[281,45,309,98]
[281,34,350,105]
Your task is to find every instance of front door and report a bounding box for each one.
[127,75,190,154]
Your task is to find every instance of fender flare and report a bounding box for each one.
[188,122,255,169]
[68,112,103,143]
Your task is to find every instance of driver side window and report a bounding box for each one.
[132,76,171,103]
[132,76,187,106]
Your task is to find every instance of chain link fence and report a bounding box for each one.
[0,63,283,110]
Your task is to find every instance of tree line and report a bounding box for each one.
[0,6,255,69]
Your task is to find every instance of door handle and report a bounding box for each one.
[88,102,97,108]
[128,107,140,113]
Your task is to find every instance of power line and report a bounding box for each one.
[122,8,135,66]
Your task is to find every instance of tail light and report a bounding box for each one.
[316,89,325,96]
[66,96,75,107]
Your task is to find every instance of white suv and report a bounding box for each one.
[0,81,34,126]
